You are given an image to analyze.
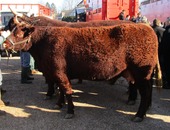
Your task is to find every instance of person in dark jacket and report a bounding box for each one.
[118,10,125,20]
[130,16,136,23]
[152,19,165,44]
[160,17,170,89]
[152,19,166,88]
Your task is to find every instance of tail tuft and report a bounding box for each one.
[154,62,162,88]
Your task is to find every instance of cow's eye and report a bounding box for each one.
[21,28,30,37]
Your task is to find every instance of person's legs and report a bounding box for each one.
[30,55,35,72]
[0,69,4,105]
[0,88,7,116]
[30,55,39,74]
[163,56,170,89]
[21,52,33,84]
[0,69,6,116]
[159,55,168,88]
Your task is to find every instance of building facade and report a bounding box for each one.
[84,0,139,21]
[140,0,170,22]
[0,3,51,26]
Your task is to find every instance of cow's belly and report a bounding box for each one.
[68,60,127,80]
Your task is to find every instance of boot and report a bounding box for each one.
[27,76,34,80]
[27,68,34,80]
[0,99,5,106]
[0,110,6,116]
[0,90,5,106]
[21,67,32,84]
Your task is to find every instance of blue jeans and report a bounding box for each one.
[30,55,35,70]
[20,51,30,68]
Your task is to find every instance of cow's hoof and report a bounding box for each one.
[131,116,143,122]
[0,110,6,116]
[77,81,82,84]
[53,104,62,110]
[44,96,52,100]
[65,114,74,119]
[127,100,136,105]
[4,101,10,106]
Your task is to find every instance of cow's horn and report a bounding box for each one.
[13,16,22,25]
[9,6,23,17]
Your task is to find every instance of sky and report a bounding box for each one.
[0,0,142,10]
[0,0,64,10]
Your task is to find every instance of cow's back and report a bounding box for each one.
[39,23,157,80]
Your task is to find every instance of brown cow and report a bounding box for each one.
[5,15,161,122]
[6,9,138,103]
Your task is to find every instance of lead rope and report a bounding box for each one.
[5,49,9,66]
[4,36,31,66]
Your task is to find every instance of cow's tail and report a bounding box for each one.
[154,59,162,89]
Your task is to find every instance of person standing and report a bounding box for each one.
[140,16,150,25]
[152,19,165,44]
[152,19,166,88]
[125,15,130,21]
[130,16,136,23]
[30,55,39,75]
[135,12,142,23]
[160,17,170,89]
[20,51,34,84]
[118,10,125,20]
[0,30,11,115]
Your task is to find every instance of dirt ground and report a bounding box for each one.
[0,56,170,130]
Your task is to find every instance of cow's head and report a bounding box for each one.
[4,8,36,51]
[5,16,35,51]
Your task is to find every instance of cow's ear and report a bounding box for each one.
[23,26,35,37]
[22,25,34,33]
[29,27,35,33]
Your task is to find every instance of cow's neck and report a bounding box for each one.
[31,27,47,44]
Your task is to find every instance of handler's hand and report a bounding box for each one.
[1,30,11,38]
[3,42,9,49]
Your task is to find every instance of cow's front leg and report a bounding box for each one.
[54,87,65,109]
[55,74,74,119]
[65,92,74,119]
[132,79,151,122]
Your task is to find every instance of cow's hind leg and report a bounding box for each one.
[132,79,152,122]
[45,82,55,100]
[127,82,138,105]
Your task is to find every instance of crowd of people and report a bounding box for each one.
[119,10,170,89]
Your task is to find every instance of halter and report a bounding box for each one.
[5,26,31,51]
[5,35,31,51]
